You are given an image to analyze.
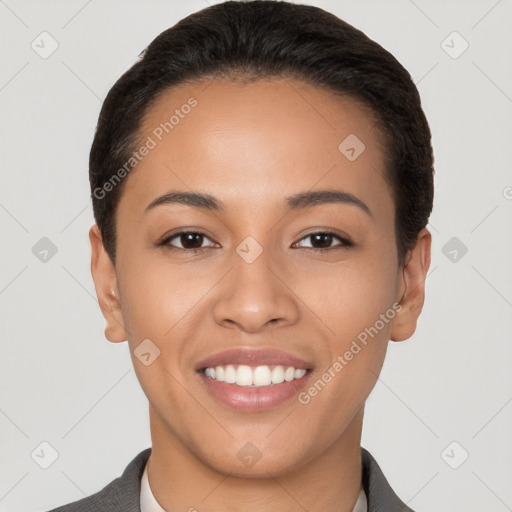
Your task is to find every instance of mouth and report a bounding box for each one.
[195,348,314,412]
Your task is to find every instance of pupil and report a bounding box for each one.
[313,234,332,248]
[182,233,203,248]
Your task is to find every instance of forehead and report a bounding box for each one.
[120,77,392,217]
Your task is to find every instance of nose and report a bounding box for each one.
[212,249,300,333]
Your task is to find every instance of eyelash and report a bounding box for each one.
[158,230,354,253]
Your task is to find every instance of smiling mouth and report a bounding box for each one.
[194,347,314,410]
[199,364,311,388]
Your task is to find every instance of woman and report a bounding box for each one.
[51,1,433,510]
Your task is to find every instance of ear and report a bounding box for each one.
[390,228,432,342]
[89,224,127,343]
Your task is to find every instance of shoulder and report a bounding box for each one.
[47,448,151,512]
[361,447,415,512]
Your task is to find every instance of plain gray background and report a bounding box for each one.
[1,0,511,511]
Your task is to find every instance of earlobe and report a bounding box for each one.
[390,228,432,342]
[89,224,127,343]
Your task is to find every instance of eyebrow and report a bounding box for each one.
[286,190,372,217]
[144,189,372,217]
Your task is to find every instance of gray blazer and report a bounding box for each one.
[48,447,414,511]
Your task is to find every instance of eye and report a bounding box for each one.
[293,231,353,251]
[158,230,352,252]
[159,231,219,251]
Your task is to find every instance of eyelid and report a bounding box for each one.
[293,230,353,249]
[159,229,219,249]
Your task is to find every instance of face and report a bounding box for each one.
[90,78,430,477]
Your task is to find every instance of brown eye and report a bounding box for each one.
[161,231,217,250]
[310,233,334,248]
[294,231,353,250]
[179,233,205,249]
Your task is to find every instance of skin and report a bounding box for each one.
[89,77,431,511]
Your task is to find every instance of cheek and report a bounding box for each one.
[115,254,224,397]
[293,252,398,342]
[116,259,206,413]
[295,262,396,442]
[116,253,211,340]
[290,249,398,407]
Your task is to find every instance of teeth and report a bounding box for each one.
[203,364,308,387]
[284,366,295,381]
[295,368,307,379]
[271,366,284,384]
[253,365,271,386]
[224,364,237,384]
[236,365,253,386]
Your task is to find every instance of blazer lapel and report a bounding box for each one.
[361,447,415,512]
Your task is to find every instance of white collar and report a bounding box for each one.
[140,459,367,512]
[140,459,166,512]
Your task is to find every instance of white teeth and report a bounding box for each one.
[236,365,253,386]
[295,369,307,379]
[203,364,308,387]
[224,364,237,384]
[284,366,295,381]
[253,365,272,386]
[215,366,224,381]
[271,366,284,384]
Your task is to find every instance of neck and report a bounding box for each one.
[147,406,364,512]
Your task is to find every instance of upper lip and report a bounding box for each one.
[195,347,313,371]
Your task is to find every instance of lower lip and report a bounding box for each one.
[197,371,312,412]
